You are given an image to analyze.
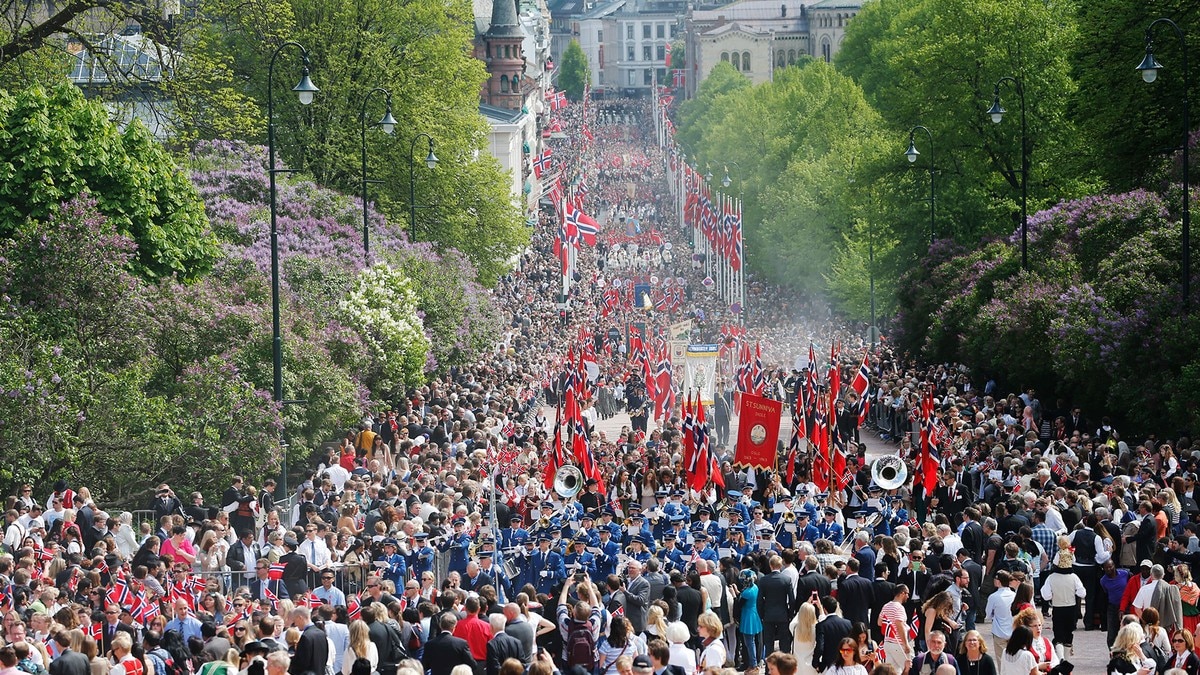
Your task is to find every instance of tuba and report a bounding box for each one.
[554,464,585,498]
[871,455,909,491]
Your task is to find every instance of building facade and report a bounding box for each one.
[684,0,860,98]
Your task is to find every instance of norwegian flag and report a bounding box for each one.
[347,594,363,621]
[630,331,655,403]
[34,545,56,563]
[550,91,568,111]
[811,392,830,492]
[533,149,553,179]
[269,563,286,580]
[751,342,765,395]
[653,338,674,422]
[568,388,604,492]
[787,382,808,485]
[805,343,818,418]
[85,623,103,642]
[167,583,195,611]
[136,595,160,625]
[262,585,279,611]
[729,201,743,271]
[882,617,900,652]
[612,604,625,617]
[1050,459,1067,481]
[672,69,685,87]
[224,604,250,627]
[681,391,696,471]
[917,389,939,498]
[0,585,11,612]
[601,288,620,316]
[850,348,870,398]
[107,578,132,608]
[301,592,324,608]
[544,399,566,492]
[908,614,920,641]
[564,200,600,246]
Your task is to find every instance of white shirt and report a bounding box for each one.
[301,537,331,568]
[941,533,963,558]
[1134,579,1159,611]
[1043,507,1068,535]
[985,587,1016,639]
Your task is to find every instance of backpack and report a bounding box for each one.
[1141,638,1169,674]
[382,621,409,665]
[565,620,596,670]
[146,650,171,675]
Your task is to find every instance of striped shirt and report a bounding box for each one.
[879,601,907,644]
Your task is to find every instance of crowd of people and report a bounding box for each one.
[3,92,1200,675]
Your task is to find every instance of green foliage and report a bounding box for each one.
[668,42,685,70]
[0,196,284,502]
[837,0,1094,245]
[559,40,591,101]
[1070,0,1200,190]
[0,83,218,281]
[234,0,527,287]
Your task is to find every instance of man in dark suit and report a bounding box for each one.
[932,473,969,517]
[423,613,478,675]
[278,537,310,598]
[813,596,853,673]
[461,561,496,594]
[1128,501,1158,565]
[673,572,704,645]
[869,563,896,642]
[287,607,328,675]
[838,559,875,627]
[960,508,986,564]
[99,603,137,653]
[957,550,984,631]
[148,482,183,521]
[485,614,523,675]
[227,530,261,582]
[757,555,796,655]
[250,558,290,602]
[901,550,931,619]
[49,632,90,675]
[796,556,832,602]
[645,644,687,675]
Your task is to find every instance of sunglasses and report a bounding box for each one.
[840,648,855,654]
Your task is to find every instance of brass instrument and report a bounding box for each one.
[871,455,909,491]
[554,465,585,498]
[536,515,553,530]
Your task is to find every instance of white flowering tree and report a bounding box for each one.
[338,263,431,396]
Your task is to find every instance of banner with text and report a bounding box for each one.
[684,344,720,406]
[734,392,783,471]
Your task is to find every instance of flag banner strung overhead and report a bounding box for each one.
[684,344,720,406]
[734,392,783,471]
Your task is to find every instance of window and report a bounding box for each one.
[731,52,740,70]
[644,68,653,85]
[821,38,831,62]
[721,52,729,62]
[656,45,665,60]
[643,24,651,39]
[670,25,678,38]
[628,46,635,60]
[628,70,636,85]
[597,30,603,41]
[627,24,633,39]
[500,75,509,92]
[643,45,652,61]
[742,51,751,71]
[777,50,785,67]
[657,24,665,38]
[788,49,795,64]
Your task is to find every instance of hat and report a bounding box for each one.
[537,532,552,542]
[697,506,712,516]
[632,656,654,673]
[601,506,616,517]
[796,511,810,520]
[479,550,494,559]
[627,503,642,513]
[242,641,269,655]
[283,536,299,549]
[796,486,810,496]
[732,525,747,534]
[581,512,595,521]
[1140,559,1153,568]
[669,514,685,523]
[823,506,838,516]
[663,532,677,542]
[727,490,742,499]
[598,526,613,535]
[509,514,523,522]
[655,489,670,498]
[382,538,398,548]
[586,478,598,486]
[452,517,466,525]
[414,532,429,540]
[867,484,883,493]
[671,490,684,497]
[573,535,588,545]
[1056,551,1075,569]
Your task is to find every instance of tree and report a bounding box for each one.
[1069,0,1200,190]
[837,0,1093,246]
[338,264,431,399]
[232,0,528,286]
[559,39,590,101]
[0,83,218,281]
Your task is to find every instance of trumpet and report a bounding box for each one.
[781,511,797,523]
[536,515,553,530]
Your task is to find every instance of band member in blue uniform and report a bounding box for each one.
[663,490,690,521]
[378,538,407,587]
[564,535,598,583]
[657,532,686,574]
[722,490,752,523]
[774,512,798,549]
[794,488,820,521]
[689,532,720,568]
[501,513,529,550]
[439,517,472,575]
[721,525,751,560]
[794,512,820,544]
[531,531,566,595]
[816,506,844,542]
[691,506,722,541]
[627,534,652,566]
[410,531,436,578]
[589,526,614,575]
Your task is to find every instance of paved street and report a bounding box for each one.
[563,405,1113,671]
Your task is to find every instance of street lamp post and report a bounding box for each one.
[360,87,397,258]
[267,41,319,497]
[408,133,439,242]
[986,76,1029,270]
[905,125,936,245]
[1137,18,1191,314]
